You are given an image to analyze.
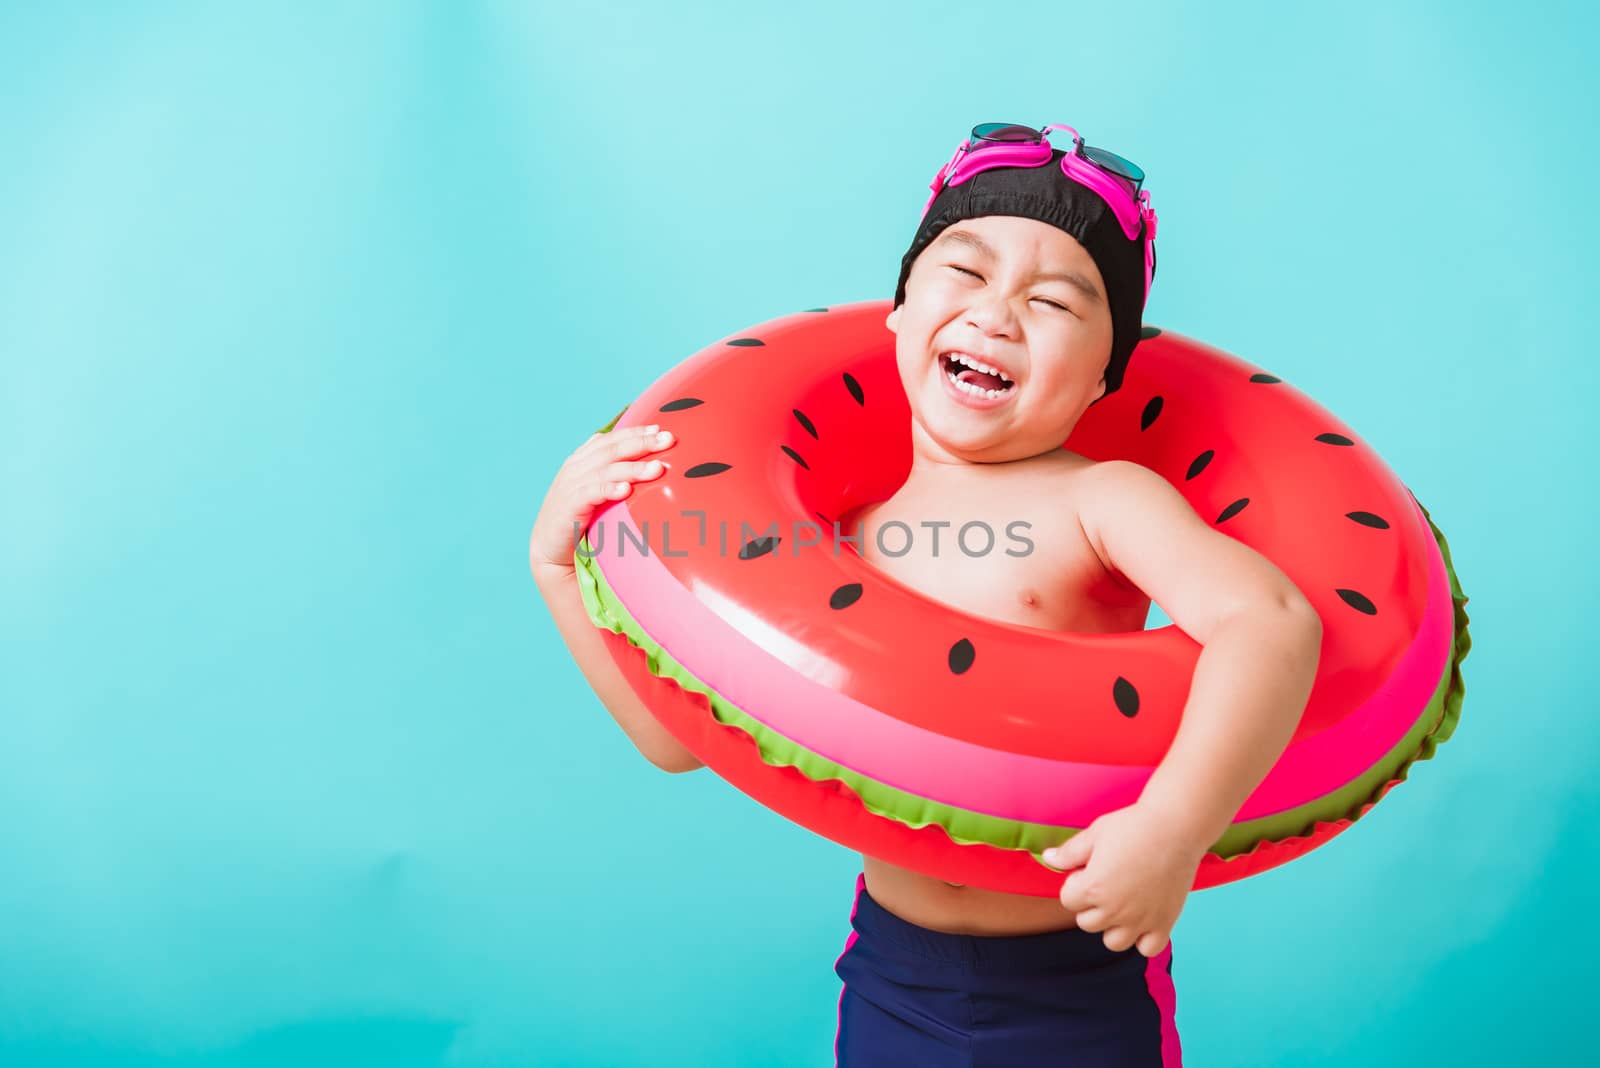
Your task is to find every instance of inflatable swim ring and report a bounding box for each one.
[573,300,1470,896]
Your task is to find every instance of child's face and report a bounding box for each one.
[886,215,1114,463]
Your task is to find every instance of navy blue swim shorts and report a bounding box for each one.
[834,874,1182,1066]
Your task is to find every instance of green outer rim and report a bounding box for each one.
[578,404,1471,865]
[595,405,629,434]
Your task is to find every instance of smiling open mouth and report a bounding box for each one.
[940,352,1015,398]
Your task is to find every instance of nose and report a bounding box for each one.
[964,295,1021,338]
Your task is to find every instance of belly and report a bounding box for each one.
[861,854,1081,935]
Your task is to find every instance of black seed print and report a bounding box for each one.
[1113,677,1140,717]
[727,338,765,347]
[1315,433,1355,446]
[829,583,863,609]
[843,372,865,406]
[739,536,781,560]
[804,307,829,313]
[1140,396,1164,431]
[781,445,809,470]
[684,462,732,478]
[792,409,818,439]
[1185,450,1214,480]
[1250,373,1282,384]
[1346,511,1390,529]
[1216,498,1250,523]
[948,638,976,675]
[659,398,703,412]
[1140,326,1163,340]
[1336,589,1378,615]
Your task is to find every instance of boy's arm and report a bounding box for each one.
[532,561,706,774]
[1077,461,1324,850]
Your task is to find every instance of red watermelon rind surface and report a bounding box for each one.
[1195,497,1471,881]
[571,498,1469,881]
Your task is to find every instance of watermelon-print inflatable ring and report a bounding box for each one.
[573,300,1470,896]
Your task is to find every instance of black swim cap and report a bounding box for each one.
[892,147,1153,397]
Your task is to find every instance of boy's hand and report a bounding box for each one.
[529,424,676,579]
[1041,802,1212,958]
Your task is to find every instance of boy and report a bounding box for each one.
[530,121,1323,1066]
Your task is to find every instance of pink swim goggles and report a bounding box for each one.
[923,122,1158,299]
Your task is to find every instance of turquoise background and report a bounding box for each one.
[2,1,1591,1064]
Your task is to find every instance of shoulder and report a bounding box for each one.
[1073,459,1206,561]
[1076,459,1194,514]
[1023,456,1184,528]
[1078,458,1173,492]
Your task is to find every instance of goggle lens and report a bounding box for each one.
[1079,144,1145,197]
[970,122,1043,148]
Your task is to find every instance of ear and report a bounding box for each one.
[1092,376,1107,403]
[885,306,901,334]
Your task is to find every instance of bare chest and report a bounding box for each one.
[843,462,1153,916]
[845,482,1146,634]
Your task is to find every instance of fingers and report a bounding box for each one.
[588,458,668,502]
[531,424,676,570]
[1080,913,1165,957]
[592,423,676,464]
[583,477,630,505]
[1041,830,1091,872]
[1136,931,1170,958]
[563,423,674,478]
[1079,914,1171,958]
[1057,869,1095,914]
[567,424,675,501]
[608,457,669,483]
[1102,927,1139,953]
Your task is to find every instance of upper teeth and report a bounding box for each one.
[944,352,1013,383]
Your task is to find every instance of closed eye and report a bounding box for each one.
[947,265,1072,314]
